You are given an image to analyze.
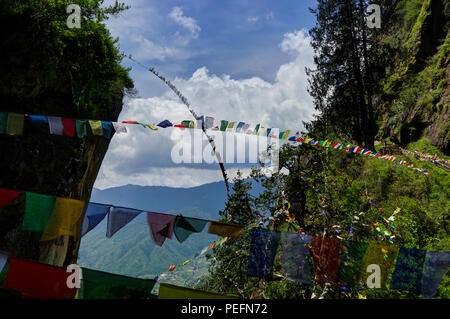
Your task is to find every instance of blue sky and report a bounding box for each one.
[95,0,319,189]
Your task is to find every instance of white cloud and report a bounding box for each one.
[247,16,259,23]
[131,35,179,61]
[169,7,201,39]
[266,12,274,20]
[95,29,316,189]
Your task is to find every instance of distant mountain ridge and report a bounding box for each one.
[77,180,262,283]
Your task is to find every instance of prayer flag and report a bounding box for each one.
[6,113,24,135]
[311,236,341,283]
[40,197,86,241]
[0,251,8,274]
[106,207,141,238]
[79,268,156,299]
[242,123,250,134]
[254,124,260,135]
[226,121,236,132]
[158,283,237,299]
[27,115,48,123]
[4,257,77,299]
[102,121,113,138]
[174,215,208,243]
[220,120,229,131]
[23,192,56,232]
[62,118,76,137]
[48,116,64,135]
[359,243,399,289]
[339,240,368,286]
[390,247,426,294]
[0,188,23,209]
[247,228,281,279]
[145,124,158,130]
[421,251,450,298]
[112,122,127,134]
[181,120,195,128]
[208,221,244,239]
[157,120,173,128]
[196,116,204,130]
[205,117,214,129]
[76,120,87,138]
[281,232,312,284]
[147,212,176,246]
[236,122,245,132]
[168,264,176,273]
[81,203,110,237]
[89,120,103,136]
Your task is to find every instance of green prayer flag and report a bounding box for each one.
[79,268,156,299]
[254,124,260,135]
[6,113,24,135]
[181,120,194,128]
[220,120,228,131]
[339,240,368,286]
[76,120,87,138]
[0,261,9,287]
[23,192,56,232]
[0,112,7,134]
[158,283,238,299]
[174,216,208,243]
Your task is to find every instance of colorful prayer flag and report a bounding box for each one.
[339,240,369,286]
[147,212,176,246]
[40,197,86,241]
[359,243,399,289]
[89,120,103,136]
[220,120,229,131]
[62,118,76,137]
[158,283,237,299]
[112,122,127,134]
[390,247,426,294]
[101,121,113,138]
[48,116,64,135]
[27,115,48,123]
[6,113,24,135]
[79,268,156,299]
[157,120,173,128]
[174,215,208,243]
[4,257,77,299]
[81,203,111,237]
[76,120,87,138]
[0,188,23,209]
[0,112,7,134]
[208,221,244,239]
[311,236,341,283]
[205,117,214,129]
[247,228,281,279]
[281,232,312,284]
[23,192,56,232]
[421,251,450,298]
[106,207,141,238]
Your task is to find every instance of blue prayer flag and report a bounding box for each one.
[247,228,281,279]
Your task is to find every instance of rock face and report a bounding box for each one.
[0,2,132,267]
[379,0,449,153]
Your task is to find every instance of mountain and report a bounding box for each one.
[77,180,263,284]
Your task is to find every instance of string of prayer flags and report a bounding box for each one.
[0,112,7,134]
[81,203,111,237]
[76,120,88,138]
[338,240,369,286]
[311,236,341,283]
[421,251,450,298]
[101,121,113,138]
[6,113,24,135]
[0,188,23,209]
[168,264,176,273]
[22,192,55,232]
[247,228,281,279]
[40,197,86,241]
[3,257,77,299]
[359,243,399,289]
[89,120,103,136]
[174,215,208,243]
[48,116,64,135]
[62,118,76,137]
[158,282,238,299]
[106,207,141,238]
[112,122,127,134]
[389,247,427,295]
[208,221,245,239]
[79,268,156,299]
[281,232,313,284]
[146,212,176,246]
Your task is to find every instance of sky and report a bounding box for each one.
[93,0,319,190]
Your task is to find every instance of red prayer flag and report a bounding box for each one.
[0,188,23,208]
[311,236,341,283]
[61,118,76,137]
[4,257,77,299]
[174,124,185,129]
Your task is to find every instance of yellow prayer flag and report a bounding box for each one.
[6,113,24,135]
[40,197,86,241]
[146,124,158,130]
[282,130,291,140]
[359,243,399,288]
[88,120,103,136]
[158,283,238,299]
[226,122,236,132]
[208,221,244,239]
[258,127,267,136]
